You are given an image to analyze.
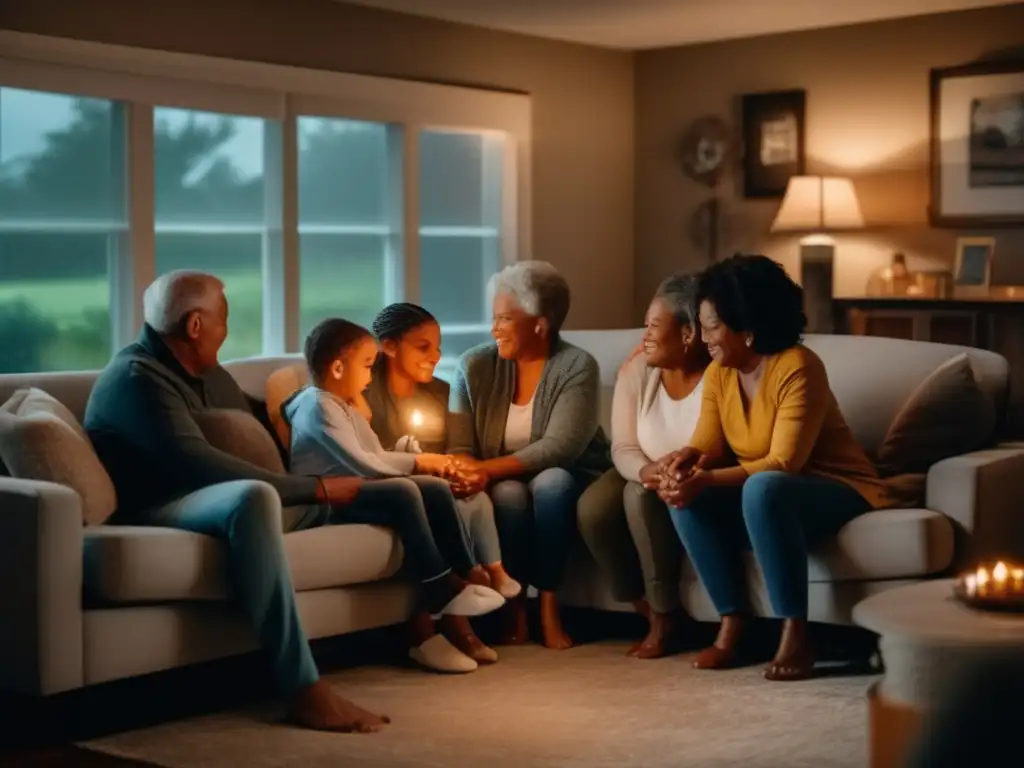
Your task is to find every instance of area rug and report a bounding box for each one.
[81,643,875,767]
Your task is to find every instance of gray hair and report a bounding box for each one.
[654,272,701,329]
[488,260,571,334]
[142,270,224,335]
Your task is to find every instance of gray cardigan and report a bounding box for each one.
[447,339,611,477]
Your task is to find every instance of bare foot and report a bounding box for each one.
[539,590,573,650]
[693,613,745,670]
[765,618,815,681]
[286,681,390,733]
[441,614,498,664]
[500,595,530,645]
[630,611,680,659]
[467,565,492,588]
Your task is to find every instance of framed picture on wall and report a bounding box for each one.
[930,61,1024,227]
[953,236,995,297]
[740,89,806,199]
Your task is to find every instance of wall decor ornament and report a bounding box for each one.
[740,89,806,199]
[930,60,1024,227]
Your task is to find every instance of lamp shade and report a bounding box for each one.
[770,176,864,233]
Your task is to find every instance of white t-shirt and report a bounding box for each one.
[636,377,704,463]
[610,354,705,483]
[503,397,535,454]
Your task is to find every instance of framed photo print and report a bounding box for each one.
[741,89,806,199]
[930,61,1024,227]
[953,236,995,297]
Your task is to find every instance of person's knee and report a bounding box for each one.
[490,480,529,513]
[530,467,575,503]
[226,480,283,536]
[577,480,623,537]
[413,475,455,502]
[741,471,791,523]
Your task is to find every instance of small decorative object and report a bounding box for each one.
[678,116,733,263]
[741,89,806,199]
[954,561,1024,612]
[771,176,864,333]
[953,236,995,297]
[866,252,915,297]
[930,61,1024,227]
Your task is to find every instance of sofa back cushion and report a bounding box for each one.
[0,387,117,525]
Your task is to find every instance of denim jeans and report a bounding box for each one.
[119,480,325,695]
[490,467,590,592]
[456,492,502,565]
[668,471,871,618]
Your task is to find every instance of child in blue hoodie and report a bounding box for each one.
[284,317,503,673]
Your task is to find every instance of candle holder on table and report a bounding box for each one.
[953,561,1024,612]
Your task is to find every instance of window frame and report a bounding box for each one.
[0,30,530,363]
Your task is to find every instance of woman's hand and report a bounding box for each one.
[638,461,664,491]
[413,453,454,476]
[617,339,645,377]
[662,447,705,480]
[449,466,489,498]
[658,468,710,509]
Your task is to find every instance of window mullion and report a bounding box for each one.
[118,101,155,348]
[389,123,418,304]
[262,111,298,355]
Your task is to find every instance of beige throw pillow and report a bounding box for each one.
[0,387,117,526]
[193,408,286,473]
[875,353,996,477]
[265,364,309,450]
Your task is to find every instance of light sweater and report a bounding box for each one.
[284,386,417,479]
[447,339,611,476]
[611,354,704,484]
[688,344,893,508]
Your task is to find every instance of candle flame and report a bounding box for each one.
[994,561,1009,583]
[410,409,423,428]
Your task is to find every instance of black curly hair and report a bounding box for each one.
[371,303,437,342]
[696,254,806,355]
[304,317,373,384]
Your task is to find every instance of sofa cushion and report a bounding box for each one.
[876,353,996,476]
[193,409,285,473]
[83,521,404,605]
[806,508,955,581]
[0,387,117,526]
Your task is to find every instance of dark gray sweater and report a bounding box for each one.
[447,339,611,476]
[84,324,320,516]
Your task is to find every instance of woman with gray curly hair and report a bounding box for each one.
[448,260,611,649]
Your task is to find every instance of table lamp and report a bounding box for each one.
[770,176,864,334]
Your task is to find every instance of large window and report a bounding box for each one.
[0,32,528,372]
[420,130,504,380]
[0,87,124,373]
[154,107,271,362]
[298,117,394,335]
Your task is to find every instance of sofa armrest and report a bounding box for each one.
[0,477,84,696]
[926,447,1024,568]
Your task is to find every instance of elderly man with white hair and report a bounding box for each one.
[447,260,611,650]
[84,270,389,734]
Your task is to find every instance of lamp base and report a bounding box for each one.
[800,242,835,334]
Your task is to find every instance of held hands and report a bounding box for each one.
[648,447,709,508]
[444,456,489,498]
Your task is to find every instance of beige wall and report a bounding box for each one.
[635,4,1024,321]
[0,0,635,330]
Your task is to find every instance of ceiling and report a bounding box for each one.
[339,0,1019,50]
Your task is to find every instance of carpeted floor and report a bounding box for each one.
[80,643,876,767]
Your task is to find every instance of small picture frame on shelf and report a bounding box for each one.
[953,236,995,297]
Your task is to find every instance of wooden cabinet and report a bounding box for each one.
[834,298,1024,437]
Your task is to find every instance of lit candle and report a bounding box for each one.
[409,409,423,433]
[994,561,1009,593]
[977,566,990,596]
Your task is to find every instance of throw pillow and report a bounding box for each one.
[0,387,118,526]
[875,353,996,477]
[265,364,309,450]
[193,408,286,474]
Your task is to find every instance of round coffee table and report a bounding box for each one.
[853,579,1024,767]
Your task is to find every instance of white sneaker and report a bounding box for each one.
[409,634,478,673]
[431,584,505,619]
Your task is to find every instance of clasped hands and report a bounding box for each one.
[413,452,488,497]
[640,446,710,508]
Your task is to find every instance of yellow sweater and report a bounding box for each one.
[688,345,892,509]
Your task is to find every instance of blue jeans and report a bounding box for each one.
[668,471,871,618]
[490,468,589,592]
[119,480,325,695]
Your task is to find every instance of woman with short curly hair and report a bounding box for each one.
[659,254,893,681]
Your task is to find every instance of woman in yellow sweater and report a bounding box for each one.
[660,254,891,682]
